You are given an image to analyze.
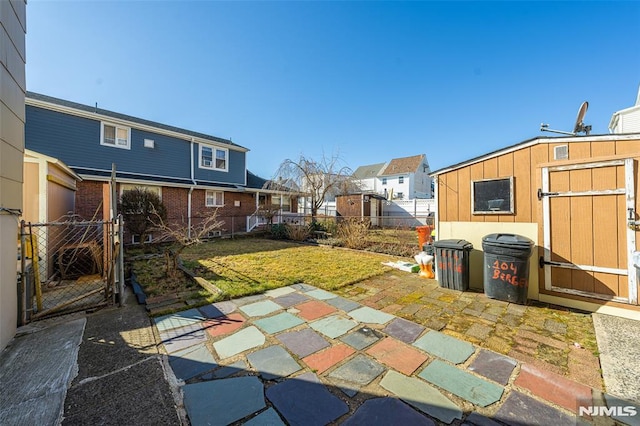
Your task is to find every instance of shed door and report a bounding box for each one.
[540,158,638,304]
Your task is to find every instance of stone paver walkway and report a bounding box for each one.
[156,283,639,425]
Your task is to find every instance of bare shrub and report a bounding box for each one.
[286,224,310,241]
[337,219,370,250]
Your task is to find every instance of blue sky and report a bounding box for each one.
[27,1,640,179]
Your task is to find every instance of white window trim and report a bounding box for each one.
[101,122,131,150]
[199,143,229,172]
[131,234,153,244]
[205,190,224,207]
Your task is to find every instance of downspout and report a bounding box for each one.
[189,138,197,238]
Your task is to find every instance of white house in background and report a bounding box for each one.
[609,85,640,133]
[352,163,385,193]
[379,154,432,200]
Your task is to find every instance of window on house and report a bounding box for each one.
[398,176,404,184]
[132,234,153,244]
[396,192,404,199]
[101,123,131,149]
[272,194,292,212]
[382,178,387,185]
[471,177,514,214]
[120,184,162,199]
[200,144,228,171]
[205,190,224,207]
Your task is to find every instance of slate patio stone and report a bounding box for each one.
[325,296,361,312]
[306,289,338,300]
[603,394,640,426]
[343,397,435,426]
[349,306,394,324]
[468,349,517,385]
[272,292,310,308]
[243,408,285,426]
[464,412,502,426]
[266,372,348,426]
[247,346,302,380]
[379,370,463,424]
[265,287,296,298]
[302,344,356,374]
[383,317,426,343]
[340,326,383,350]
[239,300,282,317]
[254,312,304,334]
[494,391,575,426]
[309,315,358,339]
[277,328,330,358]
[290,283,317,292]
[418,360,504,407]
[160,324,208,354]
[204,313,246,338]
[233,294,267,306]
[213,326,265,359]
[168,343,218,381]
[182,376,265,426]
[198,301,236,319]
[295,300,338,321]
[366,337,428,375]
[413,331,475,364]
[202,360,248,380]
[328,354,385,386]
[154,309,204,332]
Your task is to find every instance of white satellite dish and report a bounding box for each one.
[540,101,592,136]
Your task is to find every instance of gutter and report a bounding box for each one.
[188,138,197,238]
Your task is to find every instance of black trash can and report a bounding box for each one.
[433,239,473,290]
[422,242,435,256]
[482,234,534,304]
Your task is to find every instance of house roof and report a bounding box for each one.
[430,133,640,176]
[380,154,425,176]
[352,163,385,179]
[26,91,247,151]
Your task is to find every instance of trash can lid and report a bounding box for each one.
[433,239,473,250]
[482,233,533,249]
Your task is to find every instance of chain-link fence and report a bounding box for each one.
[19,215,122,323]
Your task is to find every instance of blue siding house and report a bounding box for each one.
[25,92,294,238]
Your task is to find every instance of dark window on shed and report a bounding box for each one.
[471,177,514,214]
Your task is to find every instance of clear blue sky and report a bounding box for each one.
[27,1,640,179]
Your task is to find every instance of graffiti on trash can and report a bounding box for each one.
[438,252,465,274]
[491,260,527,287]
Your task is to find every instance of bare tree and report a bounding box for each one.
[151,210,224,277]
[267,153,357,223]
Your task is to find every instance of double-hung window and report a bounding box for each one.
[398,176,404,184]
[205,190,224,207]
[200,144,228,171]
[101,122,131,149]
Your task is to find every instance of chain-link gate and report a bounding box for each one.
[18,214,123,324]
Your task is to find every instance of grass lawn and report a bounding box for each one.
[132,238,404,303]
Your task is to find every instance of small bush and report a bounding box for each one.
[337,219,370,250]
[270,224,288,239]
[286,224,310,241]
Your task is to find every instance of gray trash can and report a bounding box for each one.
[433,239,473,290]
[482,234,534,304]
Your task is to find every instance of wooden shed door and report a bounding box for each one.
[540,158,638,304]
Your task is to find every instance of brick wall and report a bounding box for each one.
[76,180,106,220]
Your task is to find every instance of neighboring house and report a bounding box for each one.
[379,154,432,200]
[609,85,640,133]
[0,0,26,351]
[24,92,293,241]
[352,163,385,193]
[431,132,640,318]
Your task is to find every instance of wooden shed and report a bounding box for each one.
[431,134,640,318]
[336,193,385,226]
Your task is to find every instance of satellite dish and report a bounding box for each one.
[540,101,592,136]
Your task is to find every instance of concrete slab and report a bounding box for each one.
[494,391,575,426]
[340,326,383,350]
[265,287,297,298]
[247,346,302,380]
[183,376,265,426]
[0,318,85,426]
[413,331,475,364]
[349,306,395,324]
[379,370,463,423]
[239,300,282,317]
[384,317,426,344]
[243,407,285,426]
[213,326,265,359]
[168,343,218,381]
[306,289,338,300]
[468,349,517,385]
[272,292,310,308]
[328,354,385,386]
[325,296,361,312]
[309,315,358,339]
[266,372,348,425]
[277,328,330,358]
[366,337,429,375]
[154,309,204,332]
[254,312,304,334]
[198,301,237,319]
[418,360,503,407]
[343,397,435,426]
[593,313,640,403]
[159,323,208,354]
